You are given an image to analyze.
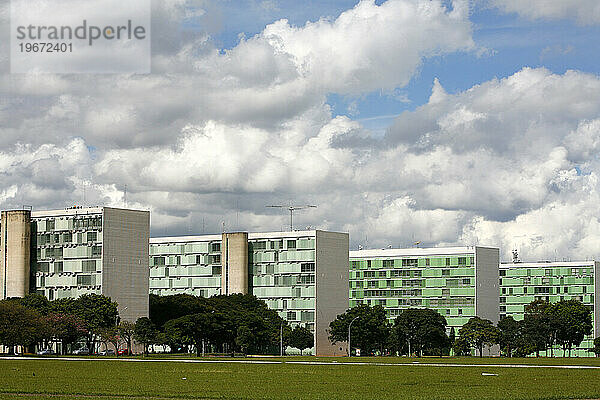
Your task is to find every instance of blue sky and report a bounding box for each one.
[186,0,600,133]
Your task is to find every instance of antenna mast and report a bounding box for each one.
[266,204,317,231]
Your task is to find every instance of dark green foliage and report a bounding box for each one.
[0,301,49,353]
[390,308,449,356]
[497,316,519,357]
[329,304,390,354]
[551,300,592,357]
[45,313,87,355]
[458,317,499,357]
[290,325,314,355]
[151,293,290,355]
[593,337,600,357]
[134,317,158,355]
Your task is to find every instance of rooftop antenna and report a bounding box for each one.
[413,241,421,248]
[124,185,128,208]
[266,204,317,231]
[222,221,225,233]
[512,248,519,263]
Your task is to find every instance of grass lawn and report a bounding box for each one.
[1,357,600,399]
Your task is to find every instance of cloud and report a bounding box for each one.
[3,0,600,262]
[491,0,600,25]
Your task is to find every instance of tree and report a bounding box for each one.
[390,308,449,357]
[46,313,87,355]
[593,337,600,357]
[458,317,499,357]
[290,326,314,355]
[164,312,220,356]
[18,293,51,315]
[523,299,556,356]
[134,317,157,355]
[150,294,208,329]
[328,304,390,355]
[497,316,519,357]
[550,300,592,357]
[452,336,471,356]
[70,294,119,353]
[118,321,136,354]
[0,301,48,354]
[98,327,121,355]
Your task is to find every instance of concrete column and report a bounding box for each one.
[221,232,248,295]
[1,210,32,299]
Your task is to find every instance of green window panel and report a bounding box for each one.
[448,317,471,326]
[149,267,165,278]
[274,263,301,274]
[461,307,476,316]
[425,278,446,287]
[422,288,442,297]
[450,268,475,277]
[296,238,315,249]
[387,299,399,307]
[393,280,403,288]
[422,269,442,278]
[184,242,209,253]
[501,277,522,286]
[449,288,474,296]
[149,279,169,289]
[505,304,524,313]
[378,280,387,289]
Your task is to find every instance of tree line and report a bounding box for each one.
[142,294,313,356]
[329,299,594,357]
[0,293,314,356]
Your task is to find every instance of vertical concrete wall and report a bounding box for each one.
[0,210,31,299]
[101,208,150,322]
[475,246,500,324]
[221,232,248,295]
[315,230,349,356]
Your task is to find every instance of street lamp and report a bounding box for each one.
[348,316,359,357]
[280,323,283,357]
[115,306,128,327]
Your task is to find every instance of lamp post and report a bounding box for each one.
[348,316,359,357]
[280,323,283,356]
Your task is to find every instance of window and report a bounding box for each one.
[211,243,221,252]
[425,258,430,266]
[402,259,418,267]
[287,311,296,320]
[208,254,221,264]
[458,257,467,266]
[82,260,96,273]
[463,278,470,285]
[54,262,63,273]
[499,270,506,276]
[351,261,360,269]
[301,262,315,273]
[442,269,450,276]
[87,232,97,242]
[154,257,166,266]
[77,275,93,286]
[251,241,267,250]
[91,246,101,257]
[445,258,450,266]
[212,266,222,275]
[383,260,394,268]
[499,297,506,303]
[287,240,296,249]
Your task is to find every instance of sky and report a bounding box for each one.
[1,0,600,261]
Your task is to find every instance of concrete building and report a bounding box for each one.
[500,260,600,356]
[0,206,150,323]
[349,246,500,333]
[149,230,349,356]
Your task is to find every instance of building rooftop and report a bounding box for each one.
[500,260,597,268]
[349,245,497,259]
[150,230,346,244]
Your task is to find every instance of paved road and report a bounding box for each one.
[2,356,600,369]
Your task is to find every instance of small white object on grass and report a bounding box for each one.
[182,377,187,380]
[481,373,498,376]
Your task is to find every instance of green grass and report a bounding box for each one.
[1,357,600,399]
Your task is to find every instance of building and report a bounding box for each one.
[0,206,150,323]
[349,246,500,333]
[499,260,600,356]
[149,230,349,356]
